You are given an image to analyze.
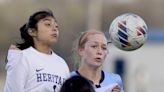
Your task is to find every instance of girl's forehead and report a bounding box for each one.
[87,34,107,44]
[87,34,106,40]
[40,17,56,22]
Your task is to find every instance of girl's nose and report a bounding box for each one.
[97,48,103,55]
[53,26,58,32]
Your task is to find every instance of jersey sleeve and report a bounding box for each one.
[60,58,70,78]
[4,53,29,92]
[5,49,22,70]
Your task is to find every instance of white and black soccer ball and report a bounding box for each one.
[109,13,148,51]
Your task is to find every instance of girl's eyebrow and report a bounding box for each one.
[88,41,107,44]
[42,17,55,22]
[42,18,57,24]
[42,18,51,22]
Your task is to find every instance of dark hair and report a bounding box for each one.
[60,76,95,92]
[17,9,55,50]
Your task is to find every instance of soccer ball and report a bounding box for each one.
[109,13,148,51]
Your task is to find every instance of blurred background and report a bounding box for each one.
[0,0,164,92]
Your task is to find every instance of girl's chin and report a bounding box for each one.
[50,39,58,43]
[92,63,103,68]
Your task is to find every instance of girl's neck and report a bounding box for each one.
[78,65,101,85]
[34,43,52,54]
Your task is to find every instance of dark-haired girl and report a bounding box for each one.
[4,10,70,92]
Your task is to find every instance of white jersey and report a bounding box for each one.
[71,70,124,92]
[4,47,70,92]
[5,49,22,71]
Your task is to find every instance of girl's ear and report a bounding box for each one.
[28,28,37,37]
[76,47,84,56]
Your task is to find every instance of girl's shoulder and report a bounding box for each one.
[6,49,22,70]
[103,70,121,79]
[102,70,124,92]
[103,70,119,76]
[102,70,122,85]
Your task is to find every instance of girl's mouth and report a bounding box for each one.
[95,58,102,62]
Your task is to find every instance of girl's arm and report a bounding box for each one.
[4,54,28,92]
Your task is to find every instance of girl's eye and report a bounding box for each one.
[102,46,107,50]
[45,23,51,26]
[91,45,98,48]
